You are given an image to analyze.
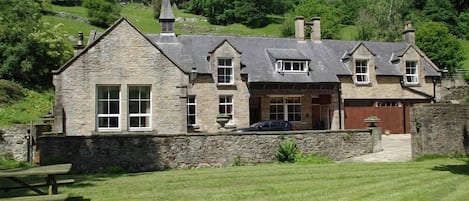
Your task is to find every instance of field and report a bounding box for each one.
[2,158,468,201]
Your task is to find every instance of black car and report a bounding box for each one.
[233,120,296,132]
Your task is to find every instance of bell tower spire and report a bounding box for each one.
[159,0,175,35]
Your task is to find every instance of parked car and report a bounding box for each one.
[233,120,296,132]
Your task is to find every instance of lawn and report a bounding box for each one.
[2,158,468,201]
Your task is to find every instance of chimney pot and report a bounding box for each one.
[307,17,321,42]
[295,16,305,41]
[402,21,415,44]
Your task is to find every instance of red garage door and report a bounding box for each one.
[344,102,410,134]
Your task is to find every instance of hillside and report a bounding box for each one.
[43,3,284,44]
[44,3,469,71]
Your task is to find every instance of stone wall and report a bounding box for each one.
[411,103,469,158]
[38,130,376,173]
[0,125,30,161]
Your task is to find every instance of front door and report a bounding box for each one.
[311,104,322,129]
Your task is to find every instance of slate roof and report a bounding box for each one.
[88,19,440,84]
[148,34,440,83]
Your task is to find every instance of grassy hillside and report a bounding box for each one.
[44,3,284,39]
[0,80,53,125]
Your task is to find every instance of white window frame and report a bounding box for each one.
[276,60,308,73]
[219,95,234,124]
[269,97,284,120]
[355,59,370,84]
[128,85,152,131]
[187,96,197,126]
[217,58,234,85]
[97,85,121,131]
[269,96,302,122]
[405,60,418,84]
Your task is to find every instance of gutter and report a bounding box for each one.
[400,78,434,100]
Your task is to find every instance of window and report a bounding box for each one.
[286,97,302,121]
[269,97,284,120]
[406,61,418,84]
[219,95,233,123]
[276,60,308,73]
[161,21,174,33]
[128,86,151,130]
[187,96,196,126]
[97,86,120,130]
[355,59,369,84]
[217,58,234,84]
[377,101,401,107]
[269,96,302,122]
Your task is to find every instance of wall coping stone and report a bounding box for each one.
[42,129,372,139]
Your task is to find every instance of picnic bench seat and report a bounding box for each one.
[0,194,69,201]
[2,179,75,191]
[0,164,73,199]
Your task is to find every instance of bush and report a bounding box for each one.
[0,79,25,106]
[276,139,298,163]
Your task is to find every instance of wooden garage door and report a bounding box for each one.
[344,105,410,134]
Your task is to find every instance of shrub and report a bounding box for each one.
[83,0,121,28]
[276,139,298,163]
[0,79,25,106]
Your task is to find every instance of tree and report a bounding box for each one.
[456,12,469,40]
[83,0,121,28]
[355,0,411,42]
[151,0,162,19]
[416,22,464,73]
[423,0,458,34]
[186,0,291,28]
[0,0,73,88]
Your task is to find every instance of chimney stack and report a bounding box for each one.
[306,17,321,42]
[295,16,305,41]
[402,21,415,44]
[73,32,85,56]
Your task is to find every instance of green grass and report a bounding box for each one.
[2,158,468,200]
[0,158,32,170]
[0,89,53,125]
[43,3,284,37]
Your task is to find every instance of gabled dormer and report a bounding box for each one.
[342,43,376,85]
[208,40,242,86]
[394,44,439,86]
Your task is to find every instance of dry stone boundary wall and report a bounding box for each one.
[39,130,375,173]
[411,103,469,158]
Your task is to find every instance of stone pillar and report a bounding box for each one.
[370,127,382,153]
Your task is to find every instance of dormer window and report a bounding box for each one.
[276,60,308,73]
[217,58,234,85]
[405,60,418,84]
[355,59,369,84]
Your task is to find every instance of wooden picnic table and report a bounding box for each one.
[0,163,73,196]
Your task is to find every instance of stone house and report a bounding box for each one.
[52,0,440,135]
